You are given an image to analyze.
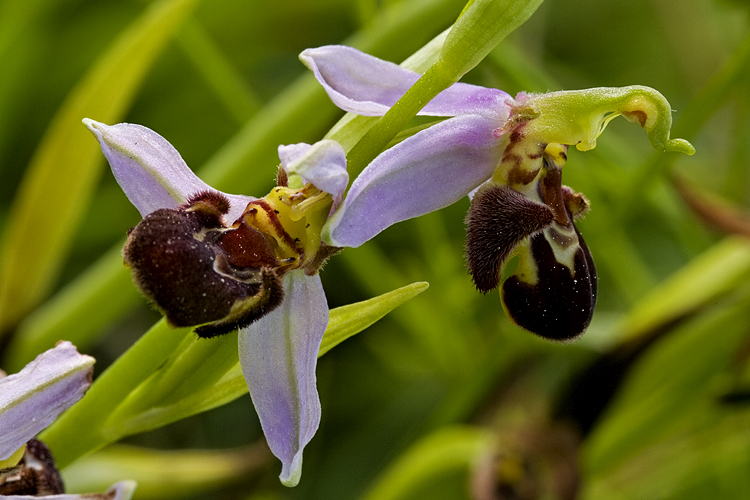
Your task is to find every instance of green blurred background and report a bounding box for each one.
[3,0,750,498]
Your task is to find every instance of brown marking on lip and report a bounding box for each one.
[502,150,523,168]
[527,151,543,160]
[509,129,524,144]
[194,267,285,338]
[507,164,540,186]
[540,163,571,227]
[623,109,647,127]
[0,439,65,495]
[124,209,274,332]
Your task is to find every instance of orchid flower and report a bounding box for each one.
[84,120,350,487]
[0,341,97,495]
[301,45,695,341]
[1,341,94,464]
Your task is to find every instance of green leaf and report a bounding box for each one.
[319,281,429,356]
[107,282,429,436]
[176,19,262,125]
[5,245,138,372]
[618,236,750,341]
[41,283,429,466]
[40,320,193,469]
[583,286,750,476]
[583,410,750,500]
[62,444,271,498]
[0,0,198,335]
[362,426,493,500]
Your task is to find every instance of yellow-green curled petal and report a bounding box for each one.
[521,85,695,155]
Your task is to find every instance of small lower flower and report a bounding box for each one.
[301,45,695,340]
[85,120,348,487]
[0,341,94,468]
[0,342,132,498]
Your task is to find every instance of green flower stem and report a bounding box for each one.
[440,0,544,79]
[346,0,544,176]
[346,62,457,175]
[40,320,192,469]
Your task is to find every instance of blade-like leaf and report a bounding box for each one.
[107,282,428,437]
[5,246,138,372]
[0,0,198,335]
[618,236,750,341]
[362,426,493,500]
[62,444,270,499]
[41,283,428,466]
[584,288,750,475]
[319,281,428,355]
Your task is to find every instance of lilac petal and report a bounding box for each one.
[0,342,94,461]
[300,45,512,119]
[279,140,349,204]
[323,114,504,248]
[5,480,137,500]
[83,119,253,221]
[238,271,328,487]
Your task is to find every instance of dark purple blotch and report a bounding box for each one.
[502,225,597,341]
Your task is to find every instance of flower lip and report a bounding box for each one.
[465,183,555,293]
[502,224,597,341]
[0,438,64,495]
[123,194,286,338]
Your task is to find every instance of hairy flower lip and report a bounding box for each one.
[501,224,597,341]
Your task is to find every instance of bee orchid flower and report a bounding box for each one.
[0,342,136,498]
[1,341,94,467]
[301,45,695,341]
[85,120,348,487]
